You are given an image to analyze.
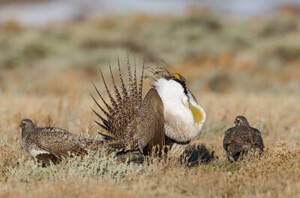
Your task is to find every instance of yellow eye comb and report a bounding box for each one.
[173,73,180,79]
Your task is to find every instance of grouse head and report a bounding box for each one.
[20,119,36,131]
[234,115,249,127]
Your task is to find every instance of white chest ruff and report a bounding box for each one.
[154,78,206,142]
[164,109,202,142]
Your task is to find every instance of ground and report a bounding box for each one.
[0,9,300,198]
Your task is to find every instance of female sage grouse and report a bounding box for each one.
[20,119,103,166]
[223,115,264,162]
[92,59,207,160]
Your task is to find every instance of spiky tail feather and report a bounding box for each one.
[91,58,145,142]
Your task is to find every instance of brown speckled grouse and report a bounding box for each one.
[223,115,264,162]
[20,119,103,166]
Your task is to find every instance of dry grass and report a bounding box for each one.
[0,71,299,197]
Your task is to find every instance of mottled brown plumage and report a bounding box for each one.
[92,59,165,155]
[20,119,103,166]
[223,115,264,162]
[124,88,165,154]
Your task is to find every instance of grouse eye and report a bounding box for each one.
[173,73,181,80]
[172,73,186,83]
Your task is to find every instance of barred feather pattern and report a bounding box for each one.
[92,59,145,143]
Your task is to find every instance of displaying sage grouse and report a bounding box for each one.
[20,119,103,166]
[223,115,264,162]
[153,71,206,158]
[92,59,206,159]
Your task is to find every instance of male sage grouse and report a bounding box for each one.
[223,115,264,162]
[20,119,103,166]
[92,59,207,160]
[153,70,206,158]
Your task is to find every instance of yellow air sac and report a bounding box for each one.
[189,103,203,124]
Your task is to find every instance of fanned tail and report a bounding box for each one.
[99,69,118,111]
[138,61,145,102]
[117,57,128,100]
[109,63,122,107]
[91,58,145,142]
[133,58,139,100]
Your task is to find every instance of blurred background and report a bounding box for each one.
[0,0,299,96]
